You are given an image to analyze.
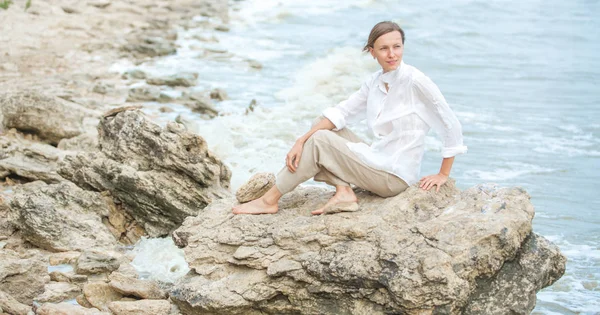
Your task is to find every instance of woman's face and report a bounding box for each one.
[370,31,404,73]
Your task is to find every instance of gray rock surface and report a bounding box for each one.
[0,132,66,183]
[122,36,176,57]
[108,272,167,299]
[36,302,107,315]
[0,91,94,144]
[10,181,118,251]
[0,289,31,315]
[170,183,566,315]
[0,248,49,305]
[108,299,171,315]
[147,72,198,87]
[58,109,232,236]
[75,250,122,275]
[235,172,275,203]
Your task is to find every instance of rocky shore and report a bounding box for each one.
[1,1,566,314]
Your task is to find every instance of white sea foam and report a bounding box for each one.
[464,162,557,181]
[129,237,190,283]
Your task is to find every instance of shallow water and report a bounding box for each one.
[126,0,600,313]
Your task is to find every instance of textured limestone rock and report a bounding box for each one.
[0,91,94,144]
[210,88,228,101]
[57,132,98,152]
[49,271,88,284]
[170,183,566,315]
[0,195,17,239]
[0,249,49,305]
[0,132,66,183]
[75,250,122,275]
[35,282,81,303]
[126,86,161,102]
[58,110,232,236]
[48,252,81,266]
[147,73,198,87]
[0,290,31,315]
[36,302,106,315]
[235,172,275,203]
[122,36,177,57]
[83,282,123,312]
[10,181,118,251]
[108,300,171,315]
[108,272,167,299]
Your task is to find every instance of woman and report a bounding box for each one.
[233,21,467,215]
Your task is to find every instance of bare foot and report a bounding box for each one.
[311,191,358,215]
[232,197,278,215]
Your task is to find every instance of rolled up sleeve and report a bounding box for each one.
[322,79,369,131]
[413,74,468,158]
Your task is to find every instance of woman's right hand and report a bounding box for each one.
[286,141,304,173]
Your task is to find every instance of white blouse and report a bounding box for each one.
[322,61,467,185]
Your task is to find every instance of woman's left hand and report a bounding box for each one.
[419,173,449,192]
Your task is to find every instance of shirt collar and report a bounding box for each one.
[379,61,405,85]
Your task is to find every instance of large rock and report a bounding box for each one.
[83,282,123,312]
[0,91,94,145]
[0,131,66,183]
[108,272,167,299]
[108,299,171,315]
[170,183,566,315]
[235,172,275,203]
[10,181,119,251]
[35,282,81,303]
[36,302,107,315]
[147,73,198,87]
[75,250,122,275]
[58,109,231,236]
[0,248,49,305]
[0,290,31,315]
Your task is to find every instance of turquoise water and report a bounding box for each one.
[132,0,599,313]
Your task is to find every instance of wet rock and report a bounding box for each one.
[147,73,198,87]
[0,91,93,144]
[76,250,122,275]
[92,82,115,95]
[61,6,80,14]
[184,98,218,118]
[35,282,81,303]
[58,110,231,237]
[209,88,228,101]
[127,86,161,102]
[122,36,176,57]
[0,290,31,315]
[11,181,118,251]
[171,183,566,314]
[108,272,167,299]
[0,249,49,305]
[159,106,174,113]
[463,233,567,314]
[83,282,123,312]
[121,69,147,80]
[247,59,263,69]
[0,132,65,183]
[236,172,275,203]
[108,300,171,315]
[36,302,106,315]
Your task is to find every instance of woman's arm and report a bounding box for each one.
[286,118,336,173]
[413,74,467,191]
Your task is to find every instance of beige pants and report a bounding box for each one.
[275,117,408,197]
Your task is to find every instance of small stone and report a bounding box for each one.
[209,88,228,101]
[247,59,263,69]
[61,6,80,14]
[76,250,122,275]
[147,73,198,87]
[108,272,167,299]
[49,252,81,266]
[214,25,230,32]
[122,69,147,80]
[37,302,105,314]
[127,86,160,102]
[88,0,111,9]
[35,282,81,303]
[236,173,275,203]
[159,106,174,113]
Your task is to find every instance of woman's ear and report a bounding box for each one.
[369,47,375,59]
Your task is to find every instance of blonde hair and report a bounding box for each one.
[363,21,405,52]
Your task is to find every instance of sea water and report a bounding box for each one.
[125,0,600,313]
